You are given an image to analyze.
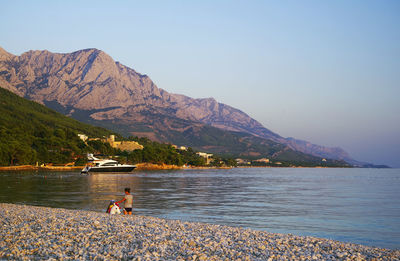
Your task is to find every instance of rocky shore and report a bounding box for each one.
[1,204,398,260]
[0,165,83,171]
[0,163,183,172]
[135,163,182,171]
[0,164,232,172]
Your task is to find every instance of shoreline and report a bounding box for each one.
[0,164,351,172]
[0,165,83,171]
[0,164,227,171]
[0,203,398,260]
[0,163,233,172]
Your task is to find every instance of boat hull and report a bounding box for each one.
[82,165,136,174]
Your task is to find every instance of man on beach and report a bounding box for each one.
[116,188,133,215]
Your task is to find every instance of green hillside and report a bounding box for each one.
[0,87,209,167]
[0,87,113,165]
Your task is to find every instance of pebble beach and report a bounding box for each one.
[0,203,398,260]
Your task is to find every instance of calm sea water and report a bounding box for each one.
[0,168,399,249]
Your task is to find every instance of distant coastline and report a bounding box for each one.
[0,163,358,172]
[0,163,234,172]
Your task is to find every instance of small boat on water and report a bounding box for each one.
[81,154,136,174]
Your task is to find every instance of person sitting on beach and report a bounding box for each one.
[116,188,133,215]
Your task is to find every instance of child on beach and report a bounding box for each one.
[116,188,133,215]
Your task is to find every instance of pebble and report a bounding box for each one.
[0,203,399,260]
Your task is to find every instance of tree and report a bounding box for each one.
[6,140,35,165]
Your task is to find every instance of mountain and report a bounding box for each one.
[0,86,349,167]
[7,87,353,168]
[0,87,224,168]
[0,46,353,162]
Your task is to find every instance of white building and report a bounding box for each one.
[196,152,214,165]
[77,134,88,142]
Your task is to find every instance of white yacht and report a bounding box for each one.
[81,154,136,174]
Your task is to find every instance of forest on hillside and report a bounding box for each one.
[0,88,214,167]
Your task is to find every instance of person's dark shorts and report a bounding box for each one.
[125,208,132,212]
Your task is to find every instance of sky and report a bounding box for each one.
[1,1,399,167]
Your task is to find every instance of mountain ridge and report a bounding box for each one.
[0,46,354,162]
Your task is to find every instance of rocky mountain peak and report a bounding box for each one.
[0,46,354,162]
[0,47,14,60]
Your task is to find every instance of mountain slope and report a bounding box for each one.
[0,87,114,165]
[0,86,349,167]
[0,46,353,162]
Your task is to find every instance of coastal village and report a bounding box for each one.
[78,134,215,164]
[77,134,280,167]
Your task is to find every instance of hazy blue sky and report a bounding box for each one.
[1,1,399,167]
